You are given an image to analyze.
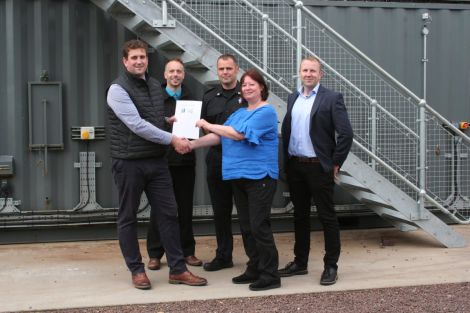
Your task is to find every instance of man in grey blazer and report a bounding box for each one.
[279,56,353,285]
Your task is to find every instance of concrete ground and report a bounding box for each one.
[0,226,469,312]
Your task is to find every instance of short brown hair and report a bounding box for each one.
[300,56,323,71]
[122,39,148,59]
[240,68,269,101]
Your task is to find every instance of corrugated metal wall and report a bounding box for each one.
[0,0,208,213]
[0,0,469,216]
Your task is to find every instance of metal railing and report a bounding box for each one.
[157,0,469,222]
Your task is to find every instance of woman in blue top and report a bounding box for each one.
[192,68,280,291]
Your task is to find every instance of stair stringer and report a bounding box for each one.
[338,153,467,248]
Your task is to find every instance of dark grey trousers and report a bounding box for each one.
[112,157,187,275]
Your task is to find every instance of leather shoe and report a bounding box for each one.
[320,266,338,285]
[147,258,161,270]
[185,255,203,266]
[232,273,259,284]
[278,261,308,277]
[249,278,281,291]
[131,272,151,290]
[169,271,207,286]
[203,258,234,272]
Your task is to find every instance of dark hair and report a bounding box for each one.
[122,39,148,59]
[217,54,238,66]
[240,69,269,101]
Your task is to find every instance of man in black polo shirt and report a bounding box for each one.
[200,54,243,271]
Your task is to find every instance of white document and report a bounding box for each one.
[172,100,202,139]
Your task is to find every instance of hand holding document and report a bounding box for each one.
[171,100,202,140]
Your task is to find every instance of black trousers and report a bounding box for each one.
[112,157,187,275]
[287,159,340,269]
[206,165,234,262]
[147,165,196,258]
[232,177,279,281]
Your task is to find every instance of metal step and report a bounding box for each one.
[336,173,371,192]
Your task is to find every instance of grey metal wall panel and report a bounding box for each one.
[0,0,212,214]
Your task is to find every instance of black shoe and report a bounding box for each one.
[320,266,338,285]
[278,261,308,277]
[249,278,281,291]
[203,258,234,272]
[232,273,259,284]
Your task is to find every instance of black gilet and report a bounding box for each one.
[107,71,168,159]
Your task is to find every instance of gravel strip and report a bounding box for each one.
[37,282,469,313]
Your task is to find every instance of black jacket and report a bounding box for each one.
[281,85,353,172]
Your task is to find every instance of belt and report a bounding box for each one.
[290,156,320,163]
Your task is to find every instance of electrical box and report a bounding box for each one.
[80,127,95,140]
[71,126,106,140]
[0,156,14,177]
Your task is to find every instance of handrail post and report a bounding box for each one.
[295,1,303,88]
[416,99,429,220]
[262,14,269,72]
[370,99,378,171]
[162,0,168,26]
[421,13,431,101]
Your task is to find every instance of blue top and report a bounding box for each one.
[165,86,182,100]
[221,104,279,180]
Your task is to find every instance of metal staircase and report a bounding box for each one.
[90,0,469,247]
[90,0,287,119]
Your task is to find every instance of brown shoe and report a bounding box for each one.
[131,272,151,290]
[169,271,207,286]
[185,255,203,266]
[148,258,161,270]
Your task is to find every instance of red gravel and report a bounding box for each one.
[39,282,470,313]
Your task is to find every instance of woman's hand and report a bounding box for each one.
[196,119,210,130]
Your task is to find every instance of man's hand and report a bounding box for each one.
[333,165,340,179]
[165,115,177,125]
[171,136,191,154]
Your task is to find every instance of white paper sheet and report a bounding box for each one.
[171,100,202,139]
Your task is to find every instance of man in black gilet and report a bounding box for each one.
[107,40,207,289]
